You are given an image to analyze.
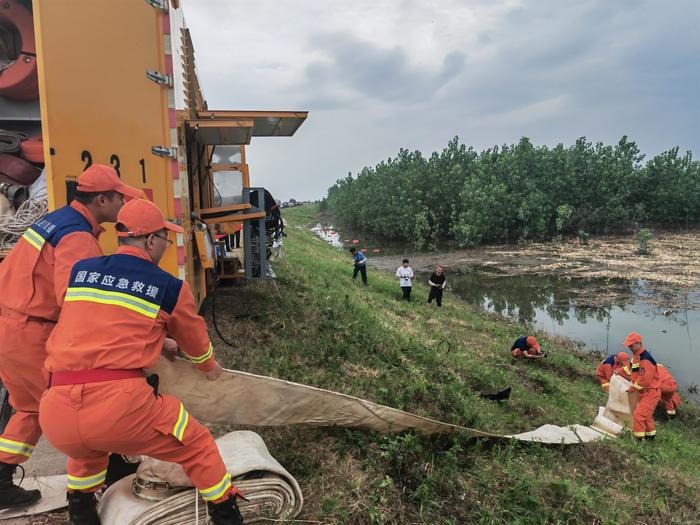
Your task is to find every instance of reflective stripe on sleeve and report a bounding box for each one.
[21,227,46,251]
[183,342,213,364]
[199,473,232,502]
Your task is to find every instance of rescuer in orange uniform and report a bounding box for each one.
[39,199,244,525]
[595,352,631,392]
[0,164,140,509]
[657,364,681,417]
[511,336,546,359]
[623,332,661,441]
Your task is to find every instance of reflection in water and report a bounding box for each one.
[446,272,628,326]
[439,271,700,402]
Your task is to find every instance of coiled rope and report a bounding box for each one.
[0,129,27,154]
[0,197,47,249]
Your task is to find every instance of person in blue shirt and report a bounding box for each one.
[349,247,367,285]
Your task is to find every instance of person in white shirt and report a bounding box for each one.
[395,258,414,301]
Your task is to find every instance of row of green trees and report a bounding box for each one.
[323,136,699,249]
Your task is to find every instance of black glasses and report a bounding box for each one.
[151,233,174,246]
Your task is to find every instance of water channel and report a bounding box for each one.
[313,225,699,403]
[443,271,699,401]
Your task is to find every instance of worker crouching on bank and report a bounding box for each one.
[657,364,682,417]
[39,199,244,525]
[511,336,546,359]
[595,352,631,392]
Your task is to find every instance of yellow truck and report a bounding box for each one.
[0,0,307,305]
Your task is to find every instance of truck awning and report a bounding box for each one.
[188,110,308,145]
[197,203,266,225]
[186,119,254,146]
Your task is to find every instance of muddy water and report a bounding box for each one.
[442,271,700,401]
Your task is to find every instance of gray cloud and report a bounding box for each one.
[302,32,466,105]
[185,0,700,200]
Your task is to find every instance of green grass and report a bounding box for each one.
[207,204,700,525]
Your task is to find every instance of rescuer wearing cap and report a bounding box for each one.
[595,352,632,392]
[0,164,141,509]
[38,199,244,525]
[511,335,546,359]
[622,332,661,440]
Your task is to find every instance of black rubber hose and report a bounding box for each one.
[211,283,237,348]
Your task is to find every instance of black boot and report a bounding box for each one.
[0,462,41,509]
[67,491,100,525]
[208,495,244,525]
[104,453,139,488]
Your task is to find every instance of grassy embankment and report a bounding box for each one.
[208,204,700,525]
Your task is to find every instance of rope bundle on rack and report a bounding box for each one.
[0,197,47,250]
[0,129,28,154]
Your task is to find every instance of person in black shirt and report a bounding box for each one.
[427,265,446,306]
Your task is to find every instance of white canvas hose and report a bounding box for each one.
[0,366,636,521]
[99,431,303,525]
[102,474,300,525]
[150,357,631,444]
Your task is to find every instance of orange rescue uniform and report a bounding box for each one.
[0,201,103,465]
[39,246,235,502]
[595,354,631,390]
[614,365,632,383]
[657,364,681,416]
[629,347,661,438]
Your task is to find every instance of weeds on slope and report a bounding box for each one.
[204,205,700,525]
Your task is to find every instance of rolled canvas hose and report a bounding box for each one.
[99,431,303,524]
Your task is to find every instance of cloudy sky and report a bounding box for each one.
[186,0,699,201]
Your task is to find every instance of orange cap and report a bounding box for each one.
[116,199,184,237]
[616,352,629,363]
[77,164,142,200]
[621,332,642,347]
[526,336,540,350]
